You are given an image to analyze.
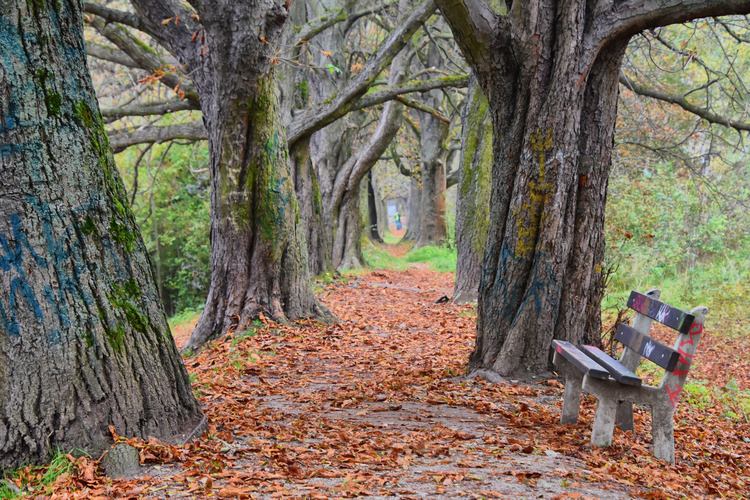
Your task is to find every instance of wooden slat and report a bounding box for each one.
[615,324,680,371]
[626,291,695,334]
[552,340,609,379]
[581,345,642,387]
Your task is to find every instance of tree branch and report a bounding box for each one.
[395,95,450,123]
[350,74,468,113]
[620,73,750,132]
[108,122,207,153]
[296,3,393,43]
[434,0,495,73]
[286,0,437,148]
[86,42,141,68]
[101,99,200,119]
[600,0,750,41]
[87,16,200,104]
[84,3,151,34]
[128,0,204,69]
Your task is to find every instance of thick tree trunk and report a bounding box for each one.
[184,61,329,351]
[453,76,492,303]
[472,14,626,378]
[0,1,203,467]
[131,0,332,351]
[437,0,750,379]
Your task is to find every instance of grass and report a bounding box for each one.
[168,306,203,329]
[0,450,83,498]
[405,246,457,273]
[362,240,409,271]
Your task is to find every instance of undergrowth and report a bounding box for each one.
[0,450,84,499]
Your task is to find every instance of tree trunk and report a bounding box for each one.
[0,1,203,467]
[130,0,332,351]
[453,75,492,303]
[366,171,384,243]
[291,137,332,276]
[437,0,628,378]
[473,38,626,378]
[185,50,329,351]
[401,176,422,242]
[413,45,449,249]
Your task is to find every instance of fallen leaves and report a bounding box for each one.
[18,267,750,498]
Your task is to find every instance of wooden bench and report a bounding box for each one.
[551,289,708,463]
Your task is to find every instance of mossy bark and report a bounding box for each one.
[0,1,203,467]
[413,44,449,249]
[453,75,492,303]
[438,0,628,378]
[160,0,332,351]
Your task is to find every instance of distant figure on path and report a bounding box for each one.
[395,212,402,230]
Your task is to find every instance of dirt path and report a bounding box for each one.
[126,270,628,499]
[79,268,749,499]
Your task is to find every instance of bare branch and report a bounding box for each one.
[87,16,199,104]
[349,74,468,113]
[101,99,200,119]
[86,42,140,68]
[287,0,437,147]
[599,0,750,41]
[108,122,206,152]
[84,3,150,34]
[620,73,750,132]
[395,95,450,123]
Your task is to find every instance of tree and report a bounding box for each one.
[0,1,204,466]
[435,0,750,378]
[452,75,491,303]
[83,0,465,304]
[123,0,332,352]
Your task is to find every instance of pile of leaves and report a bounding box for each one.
[11,268,749,498]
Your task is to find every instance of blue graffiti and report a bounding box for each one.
[0,214,47,336]
[517,255,556,317]
[0,197,98,340]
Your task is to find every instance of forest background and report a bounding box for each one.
[88,1,749,339]
[1,0,749,496]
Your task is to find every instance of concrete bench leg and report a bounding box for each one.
[561,372,584,424]
[652,405,675,463]
[616,401,634,432]
[591,398,618,447]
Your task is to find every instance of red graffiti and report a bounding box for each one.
[687,322,703,345]
[667,384,682,408]
[677,348,693,366]
[557,345,562,354]
[673,367,689,378]
[634,294,647,313]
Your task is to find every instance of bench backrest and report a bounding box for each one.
[618,289,708,408]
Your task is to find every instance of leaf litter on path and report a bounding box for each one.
[38,269,750,498]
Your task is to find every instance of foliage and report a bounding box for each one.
[115,143,211,316]
[604,155,750,336]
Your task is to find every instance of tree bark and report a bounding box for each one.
[130,0,331,351]
[366,171,384,243]
[413,44,449,249]
[0,1,203,467]
[453,75,491,303]
[436,0,750,378]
